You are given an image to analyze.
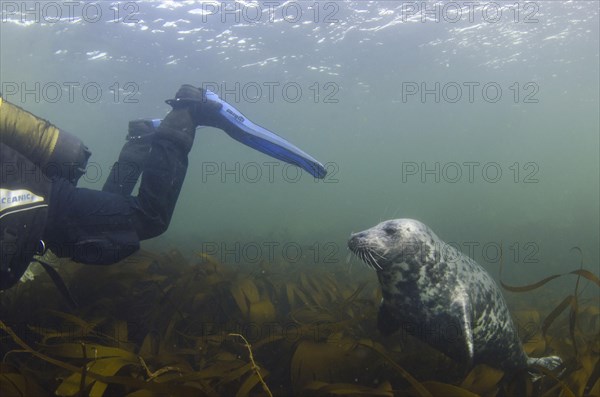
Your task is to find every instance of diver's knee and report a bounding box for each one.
[148,220,170,239]
[136,218,170,240]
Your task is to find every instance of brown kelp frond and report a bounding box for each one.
[499,249,599,397]
[228,333,273,397]
[500,249,599,361]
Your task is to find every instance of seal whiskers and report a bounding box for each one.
[366,251,383,270]
[352,243,383,271]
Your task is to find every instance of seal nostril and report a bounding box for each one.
[348,233,365,251]
[347,237,357,250]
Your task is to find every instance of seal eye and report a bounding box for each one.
[383,226,395,236]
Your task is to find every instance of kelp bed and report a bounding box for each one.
[0,249,598,397]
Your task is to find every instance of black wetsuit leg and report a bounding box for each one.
[130,133,188,240]
[43,135,189,264]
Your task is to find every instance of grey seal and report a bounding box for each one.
[348,218,562,373]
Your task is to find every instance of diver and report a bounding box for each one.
[1,84,326,291]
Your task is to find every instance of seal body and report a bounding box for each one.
[348,218,561,372]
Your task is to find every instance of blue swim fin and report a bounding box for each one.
[204,90,327,179]
[157,91,327,179]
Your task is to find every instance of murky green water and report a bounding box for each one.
[1,0,598,291]
[2,3,599,396]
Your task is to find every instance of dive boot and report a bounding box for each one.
[156,84,223,152]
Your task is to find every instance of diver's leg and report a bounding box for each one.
[44,120,190,262]
[129,106,196,240]
[44,111,191,263]
[103,119,157,196]
[43,86,221,263]
[128,85,222,240]
[44,178,140,264]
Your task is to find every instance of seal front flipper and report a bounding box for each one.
[377,302,401,335]
[454,291,475,369]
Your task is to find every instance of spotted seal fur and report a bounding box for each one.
[348,218,562,373]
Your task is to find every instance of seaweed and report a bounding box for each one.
[1,248,598,396]
[499,247,600,397]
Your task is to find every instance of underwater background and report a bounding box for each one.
[1,1,599,396]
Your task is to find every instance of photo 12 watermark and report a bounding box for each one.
[1,80,341,105]
[199,161,339,184]
[401,161,540,184]
[82,160,340,186]
[396,1,540,24]
[374,239,540,265]
[446,240,540,264]
[200,81,340,104]
[401,81,540,104]
[198,241,341,265]
[1,81,140,104]
[193,1,340,24]
[1,1,140,24]
[1,1,541,26]
[0,158,338,188]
